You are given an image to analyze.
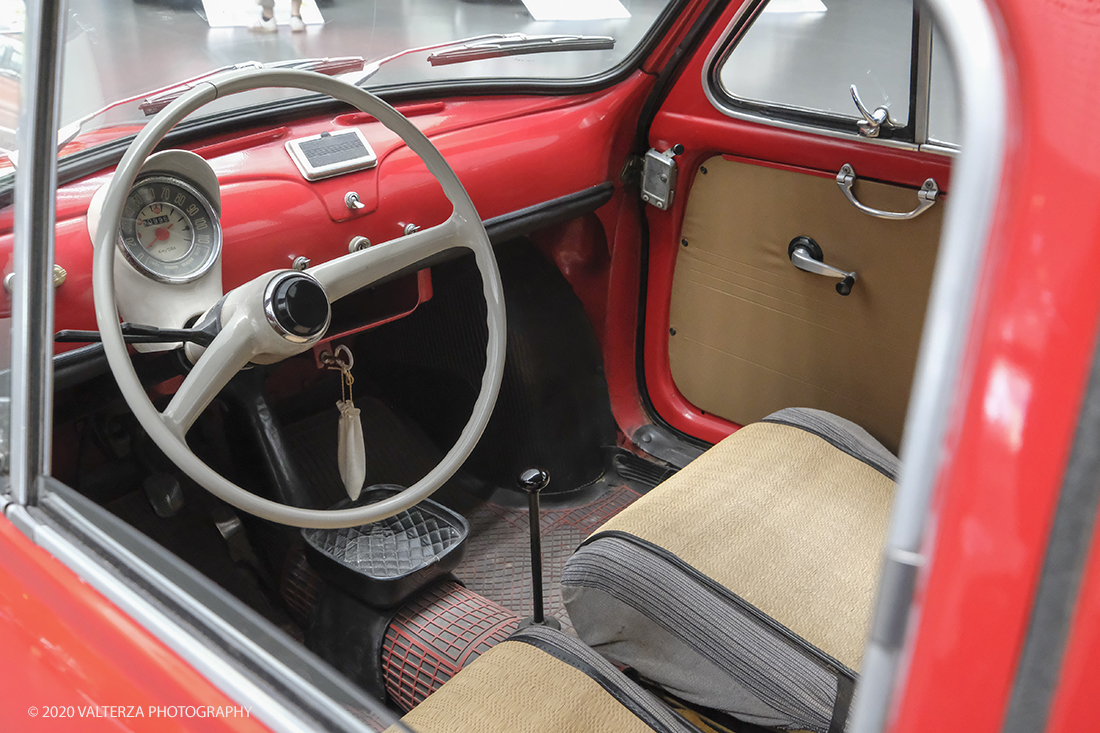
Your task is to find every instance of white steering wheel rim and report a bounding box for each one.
[92,69,506,529]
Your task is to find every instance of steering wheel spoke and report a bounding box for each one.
[160,313,255,439]
[311,215,464,303]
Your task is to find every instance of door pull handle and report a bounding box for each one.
[836,163,939,220]
[788,236,857,296]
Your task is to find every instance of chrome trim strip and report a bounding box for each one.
[849,0,1007,730]
[9,0,64,503]
[920,140,961,156]
[5,501,36,537]
[912,6,934,144]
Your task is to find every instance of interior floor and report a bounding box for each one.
[456,481,642,631]
[282,393,668,631]
[103,466,302,633]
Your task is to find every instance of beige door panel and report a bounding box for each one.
[668,156,944,453]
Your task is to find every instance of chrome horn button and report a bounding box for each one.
[263,271,331,343]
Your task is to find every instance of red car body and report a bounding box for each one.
[2,0,1099,730]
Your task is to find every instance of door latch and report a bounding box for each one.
[640,144,684,210]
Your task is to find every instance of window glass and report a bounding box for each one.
[928,26,959,147]
[717,0,913,125]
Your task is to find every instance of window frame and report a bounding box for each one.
[702,0,956,155]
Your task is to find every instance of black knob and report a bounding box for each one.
[836,275,855,296]
[788,235,823,263]
[517,467,550,494]
[270,274,329,338]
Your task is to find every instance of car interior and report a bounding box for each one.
[0,0,962,731]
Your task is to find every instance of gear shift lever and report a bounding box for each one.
[517,467,561,630]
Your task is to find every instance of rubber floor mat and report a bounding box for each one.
[453,484,642,632]
[280,401,667,631]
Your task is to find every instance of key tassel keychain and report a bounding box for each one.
[325,345,366,501]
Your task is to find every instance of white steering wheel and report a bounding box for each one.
[92,69,506,529]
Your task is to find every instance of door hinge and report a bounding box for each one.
[620,155,645,185]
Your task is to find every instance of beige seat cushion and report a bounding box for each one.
[396,625,698,733]
[597,419,894,668]
[562,408,897,733]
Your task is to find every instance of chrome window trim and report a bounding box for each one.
[9,0,63,503]
[700,0,957,158]
[921,140,961,156]
[849,0,1007,730]
[912,5,933,144]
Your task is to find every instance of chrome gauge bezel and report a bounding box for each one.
[117,174,222,284]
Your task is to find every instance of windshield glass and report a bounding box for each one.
[16,0,678,159]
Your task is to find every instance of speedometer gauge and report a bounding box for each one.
[118,175,221,283]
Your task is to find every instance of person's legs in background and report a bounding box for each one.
[251,0,306,33]
[289,0,306,32]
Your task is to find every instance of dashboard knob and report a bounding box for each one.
[266,273,330,340]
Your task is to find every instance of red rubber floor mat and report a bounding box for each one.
[453,484,642,632]
[382,580,519,711]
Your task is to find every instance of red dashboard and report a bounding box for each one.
[0,75,653,354]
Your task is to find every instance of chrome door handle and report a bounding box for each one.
[836,164,939,221]
[788,236,857,296]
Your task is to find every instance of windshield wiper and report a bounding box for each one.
[138,56,366,116]
[351,33,615,85]
[427,34,614,66]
